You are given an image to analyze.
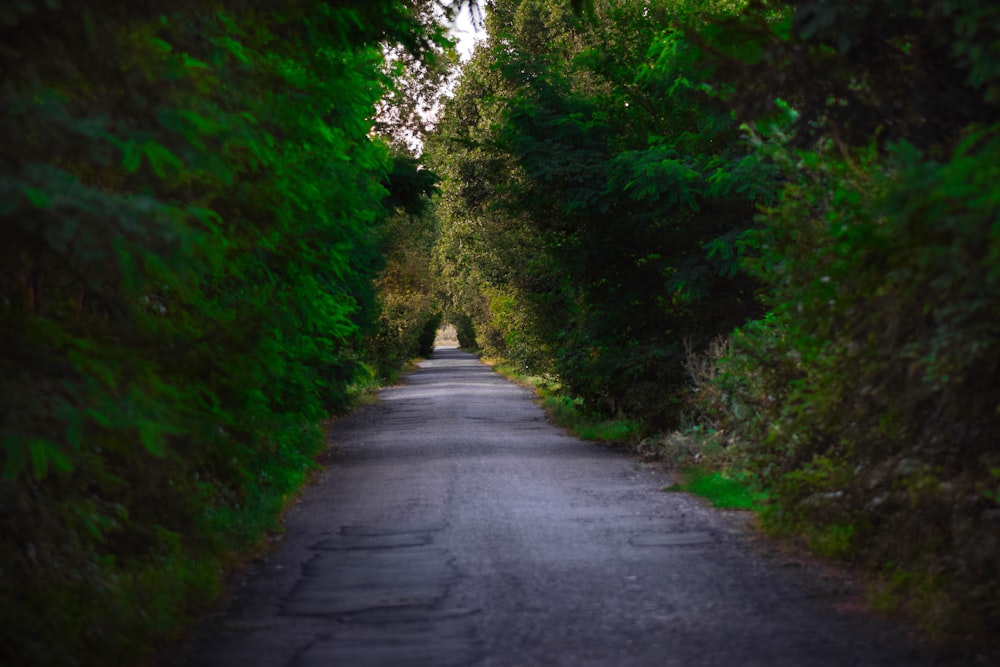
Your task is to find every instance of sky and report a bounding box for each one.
[386,4,486,152]
[450,3,487,61]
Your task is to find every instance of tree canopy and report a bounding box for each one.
[0,1,449,663]
[2,0,998,662]
[431,0,999,648]
[430,0,771,423]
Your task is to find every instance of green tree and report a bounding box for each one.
[368,150,444,377]
[682,0,1000,641]
[0,2,453,663]
[431,0,771,424]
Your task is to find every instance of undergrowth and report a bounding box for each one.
[485,360,639,445]
[663,467,767,511]
[0,2,447,665]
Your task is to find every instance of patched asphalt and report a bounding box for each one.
[170,347,938,666]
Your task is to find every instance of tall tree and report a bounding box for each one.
[0,2,452,663]
[431,0,772,424]
[680,0,1000,641]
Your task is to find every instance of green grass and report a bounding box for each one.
[540,395,639,444]
[483,360,639,445]
[664,466,768,510]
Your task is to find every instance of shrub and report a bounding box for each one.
[691,127,1000,641]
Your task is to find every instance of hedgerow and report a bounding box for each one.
[0,2,446,664]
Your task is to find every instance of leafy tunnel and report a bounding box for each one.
[1,0,998,663]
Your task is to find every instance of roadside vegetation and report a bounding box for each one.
[663,469,766,512]
[485,360,639,444]
[0,2,449,664]
[3,0,997,663]
[432,0,999,652]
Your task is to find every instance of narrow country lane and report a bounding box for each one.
[173,348,932,667]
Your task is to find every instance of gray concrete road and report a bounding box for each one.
[173,348,935,667]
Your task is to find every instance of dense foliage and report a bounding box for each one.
[0,1,447,664]
[433,0,999,647]
[685,0,1000,642]
[3,0,997,660]
[431,0,770,426]
[367,152,444,377]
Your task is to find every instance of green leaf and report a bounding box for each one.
[122,141,143,173]
[181,53,209,70]
[149,37,172,53]
[143,141,183,178]
[213,35,249,63]
[22,185,52,208]
[138,420,166,457]
[29,440,72,479]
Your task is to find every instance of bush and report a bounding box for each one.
[0,2,443,664]
[687,128,1000,641]
[417,313,443,358]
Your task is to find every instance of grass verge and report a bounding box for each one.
[663,466,768,510]
[483,359,639,445]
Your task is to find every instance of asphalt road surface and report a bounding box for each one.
[174,347,936,667]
